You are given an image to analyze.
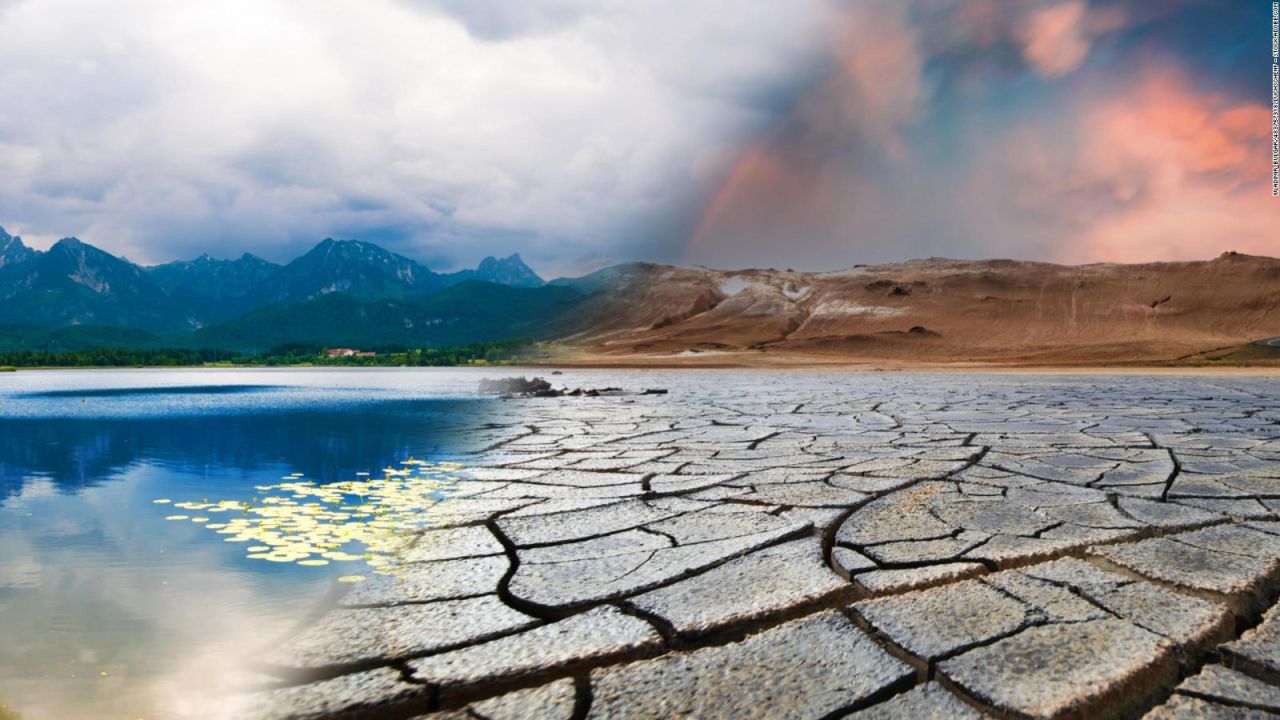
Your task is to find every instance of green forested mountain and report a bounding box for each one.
[147,253,281,320]
[450,254,546,288]
[191,280,585,352]
[0,324,171,352]
[0,227,560,353]
[233,238,445,309]
[0,238,197,333]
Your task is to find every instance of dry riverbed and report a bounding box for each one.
[236,371,1280,719]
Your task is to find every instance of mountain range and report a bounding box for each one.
[2,222,1278,365]
[0,227,565,351]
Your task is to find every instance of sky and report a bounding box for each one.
[0,0,1274,276]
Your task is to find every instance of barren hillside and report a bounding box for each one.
[558,252,1280,365]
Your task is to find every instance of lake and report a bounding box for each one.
[0,368,508,720]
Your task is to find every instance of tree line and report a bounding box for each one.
[0,347,237,367]
[0,339,533,368]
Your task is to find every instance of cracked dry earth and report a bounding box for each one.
[239,372,1280,720]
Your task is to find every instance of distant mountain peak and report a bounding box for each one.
[316,237,374,249]
[145,251,282,321]
[305,238,410,265]
[47,237,117,266]
[0,227,36,268]
[304,237,418,264]
[474,253,544,288]
[155,251,275,269]
[0,227,555,332]
[45,237,134,272]
[0,232,194,332]
[235,237,438,307]
[477,252,525,268]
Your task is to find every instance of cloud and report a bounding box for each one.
[1066,72,1274,261]
[826,0,925,156]
[0,0,1268,274]
[0,0,825,272]
[407,0,597,41]
[960,64,1274,263]
[1015,1,1126,77]
[681,0,1274,270]
[686,0,926,268]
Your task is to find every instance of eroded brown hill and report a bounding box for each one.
[560,252,1280,365]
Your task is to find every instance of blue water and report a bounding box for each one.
[0,368,495,720]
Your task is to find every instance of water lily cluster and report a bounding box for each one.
[154,459,463,582]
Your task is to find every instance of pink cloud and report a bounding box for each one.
[1016,1,1126,77]
[686,2,1274,270]
[825,0,924,158]
[685,0,923,266]
[1018,2,1092,76]
[1069,73,1274,261]
[978,69,1276,263]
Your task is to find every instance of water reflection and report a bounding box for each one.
[0,400,475,503]
[18,384,282,399]
[0,378,484,720]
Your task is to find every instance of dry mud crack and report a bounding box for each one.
[235,373,1280,719]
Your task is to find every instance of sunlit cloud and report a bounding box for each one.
[683,0,1274,270]
[1067,72,1274,262]
[1015,1,1125,77]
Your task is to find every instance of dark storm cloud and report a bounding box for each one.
[0,0,827,275]
[0,0,1270,276]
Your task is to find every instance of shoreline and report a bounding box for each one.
[2,360,1278,376]
[530,350,1280,375]
[537,362,1280,377]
